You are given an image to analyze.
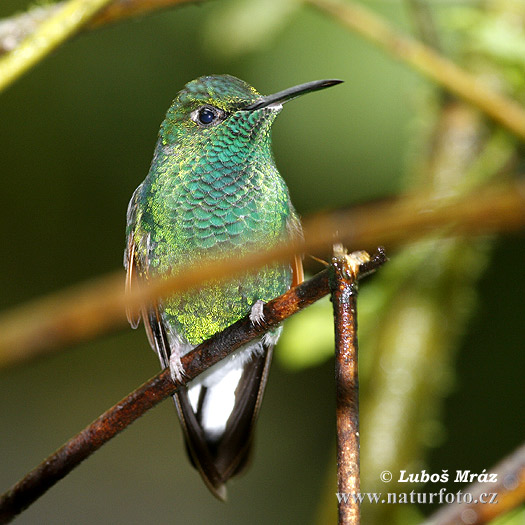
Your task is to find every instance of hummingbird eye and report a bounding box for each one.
[192,105,224,127]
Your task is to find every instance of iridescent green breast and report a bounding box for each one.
[133,124,295,344]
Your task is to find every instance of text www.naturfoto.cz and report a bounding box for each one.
[336,490,498,505]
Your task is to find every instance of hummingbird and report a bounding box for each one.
[124,75,342,499]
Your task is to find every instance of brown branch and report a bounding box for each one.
[331,247,375,525]
[0,253,387,524]
[0,182,524,369]
[89,0,203,27]
[423,442,525,525]
[307,0,525,142]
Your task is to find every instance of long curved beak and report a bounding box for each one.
[244,79,343,110]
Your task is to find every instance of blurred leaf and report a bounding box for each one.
[277,294,334,370]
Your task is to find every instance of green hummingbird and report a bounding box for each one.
[124,75,342,499]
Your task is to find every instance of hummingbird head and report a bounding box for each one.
[159,75,342,152]
[160,75,263,148]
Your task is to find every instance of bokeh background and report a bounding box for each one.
[0,0,523,523]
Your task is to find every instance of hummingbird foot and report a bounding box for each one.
[249,300,265,327]
[169,353,186,384]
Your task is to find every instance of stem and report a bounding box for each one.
[331,247,370,524]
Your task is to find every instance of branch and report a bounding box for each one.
[0,252,387,524]
[0,0,115,93]
[423,442,525,525]
[88,0,202,27]
[331,247,372,525]
[0,182,524,369]
[0,0,201,57]
[307,0,525,142]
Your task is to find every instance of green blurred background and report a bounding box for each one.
[0,1,523,523]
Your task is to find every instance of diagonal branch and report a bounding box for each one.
[0,182,524,369]
[0,0,200,57]
[0,251,387,524]
[423,441,525,525]
[0,0,115,93]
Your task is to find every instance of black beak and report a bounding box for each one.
[244,79,343,110]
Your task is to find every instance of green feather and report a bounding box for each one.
[128,75,298,344]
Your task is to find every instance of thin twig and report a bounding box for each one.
[307,0,525,142]
[331,247,378,524]
[0,182,523,369]
[423,442,525,525]
[0,253,386,524]
[0,0,115,93]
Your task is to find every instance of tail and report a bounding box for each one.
[174,343,273,500]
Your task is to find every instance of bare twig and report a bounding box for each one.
[0,253,386,524]
[424,442,525,525]
[0,0,115,93]
[331,247,382,524]
[307,0,525,142]
[0,182,524,369]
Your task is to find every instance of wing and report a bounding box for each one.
[124,185,143,329]
[287,207,304,287]
[125,183,173,364]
